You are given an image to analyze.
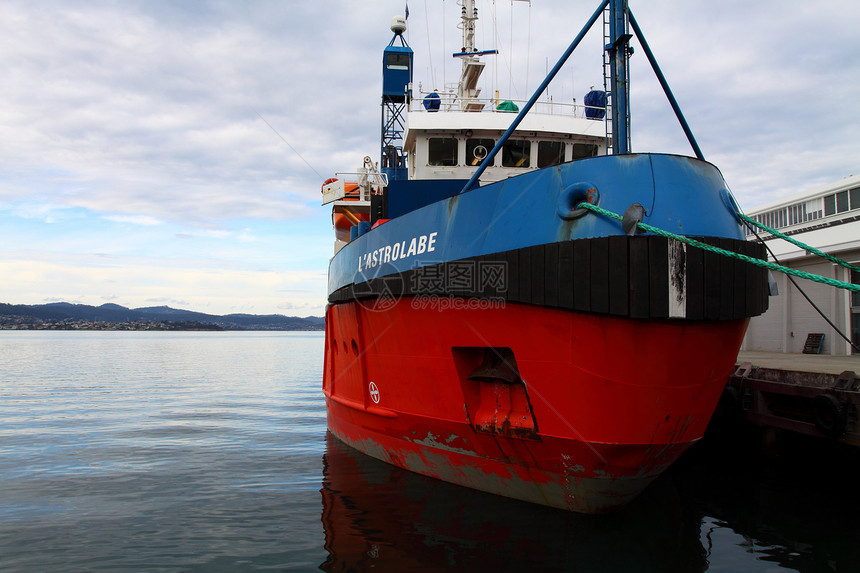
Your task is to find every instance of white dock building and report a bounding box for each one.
[740,174,860,355]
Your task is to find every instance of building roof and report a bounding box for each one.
[746,173,860,215]
[743,173,860,262]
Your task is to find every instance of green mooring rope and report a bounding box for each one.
[736,212,860,273]
[576,202,860,294]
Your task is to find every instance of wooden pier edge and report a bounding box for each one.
[719,356,860,447]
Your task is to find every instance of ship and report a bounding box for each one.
[321,0,770,514]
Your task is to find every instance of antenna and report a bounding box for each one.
[391,15,407,35]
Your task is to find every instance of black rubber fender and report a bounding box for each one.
[812,394,847,437]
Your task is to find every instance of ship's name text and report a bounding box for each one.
[358,232,438,272]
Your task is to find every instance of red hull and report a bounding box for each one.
[323,298,748,513]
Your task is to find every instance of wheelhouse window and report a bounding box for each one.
[386,53,410,71]
[573,143,598,159]
[537,141,565,168]
[466,138,494,166]
[502,139,530,167]
[428,138,458,166]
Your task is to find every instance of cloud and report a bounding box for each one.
[0,0,857,314]
[2,0,857,222]
[613,0,860,205]
[102,214,162,226]
[0,1,382,227]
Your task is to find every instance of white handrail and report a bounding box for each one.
[410,91,604,119]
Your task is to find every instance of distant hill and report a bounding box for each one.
[0,302,324,331]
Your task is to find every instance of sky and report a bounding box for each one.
[1,0,857,317]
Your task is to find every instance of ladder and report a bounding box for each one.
[602,6,613,155]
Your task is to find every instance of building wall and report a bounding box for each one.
[742,246,860,355]
[740,173,860,356]
[743,272,787,351]
[787,259,836,354]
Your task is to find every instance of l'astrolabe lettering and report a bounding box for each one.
[357,232,438,272]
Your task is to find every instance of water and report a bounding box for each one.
[1,331,859,572]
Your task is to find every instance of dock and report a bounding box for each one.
[721,351,860,447]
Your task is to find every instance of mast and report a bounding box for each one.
[453,0,495,111]
[380,16,413,182]
[606,0,632,154]
[461,0,477,55]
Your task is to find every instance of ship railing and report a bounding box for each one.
[409,91,604,120]
[323,169,388,205]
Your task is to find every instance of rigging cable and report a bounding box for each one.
[743,219,860,354]
[423,0,436,89]
[578,200,860,354]
[488,1,517,99]
[493,0,498,98]
[509,1,513,96]
[488,0,520,100]
[442,0,446,89]
[255,111,323,180]
[482,0,515,101]
[526,1,531,96]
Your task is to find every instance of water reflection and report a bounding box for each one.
[319,433,706,571]
[320,426,860,572]
[674,423,860,572]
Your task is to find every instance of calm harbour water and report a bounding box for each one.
[1,331,858,572]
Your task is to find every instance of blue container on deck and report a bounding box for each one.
[423,92,441,112]
[584,89,607,119]
[350,225,359,241]
[358,221,371,236]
